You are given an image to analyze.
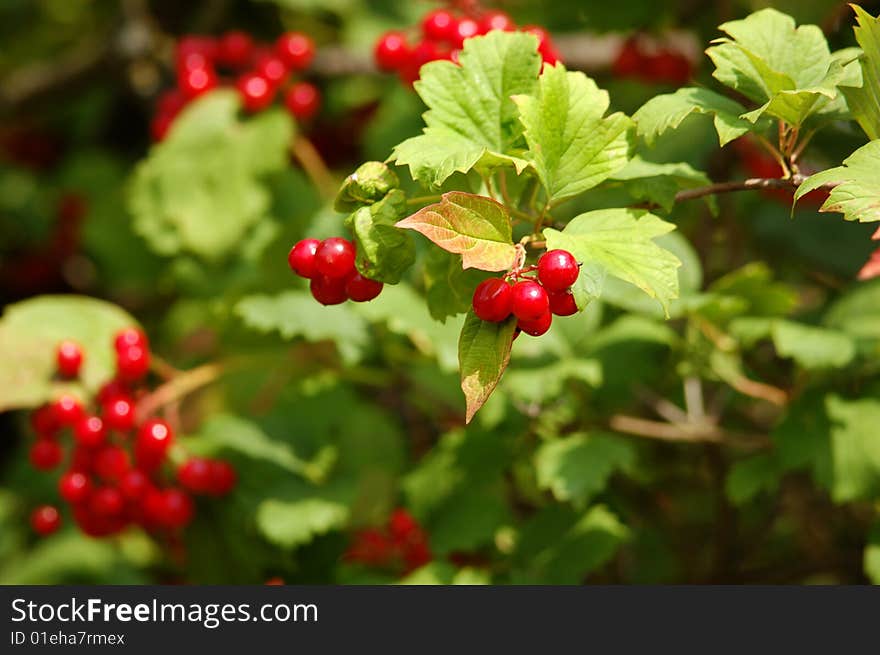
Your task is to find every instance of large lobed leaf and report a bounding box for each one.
[826,396,880,502]
[390,31,541,188]
[345,189,415,284]
[512,64,633,203]
[458,311,517,423]
[841,6,880,140]
[543,209,682,316]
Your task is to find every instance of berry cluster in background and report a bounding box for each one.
[27,328,236,538]
[473,249,581,337]
[288,237,383,305]
[344,509,432,575]
[374,7,560,84]
[151,30,319,141]
[612,35,693,86]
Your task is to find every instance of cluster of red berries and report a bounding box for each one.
[287,237,383,305]
[612,36,693,86]
[151,31,319,141]
[344,509,432,574]
[27,328,236,538]
[472,249,580,337]
[374,8,560,84]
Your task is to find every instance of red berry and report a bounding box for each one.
[613,38,643,78]
[511,279,550,321]
[116,344,150,382]
[548,289,578,316]
[236,73,275,112]
[114,327,148,353]
[517,310,552,336]
[156,89,187,118]
[51,394,84,427]
[284,82,321,120]
[30,404,59,437]
[71,447,95,474]
[208,460,237,495]
[389,509,418,540]
[59,471,92,504]
[178,457,212,494]
[97,379,130,404]
[137,419,174,458]
[315,237,356,279]
[151,113,174,142]
[645,50,691,85]
[472,278,513,322]
[218,30,254,68]
[119,469,150,502]
[162,489,195,528]
[310,275,349,306]
[94,445,130,482]
[178,65,217,99]
[102,396,136,432]
[56,340,83,378]
[537,249,579,291]
[288,238,320,278]
[479,11,516,33]
[90,487,124,517]
[254,52,289,86]
[73,415,106,448]
[345,273,383,302]
[31,505,61,535]
[374,31,410,71]
[453,18,481,48]
[176,35,217,62]
[422,10,458,43]
[276,32,314,71]
[30,439,63,471]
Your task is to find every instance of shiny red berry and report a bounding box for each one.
[156,89,187,118]
[254,52,289,86]
[73,415,106,448]
[537,249,579,291]
[345,273,383,302]
[162,489,195,528]
[94,445,130,482]
[31,404,59,437]
[479,11,516,33]
[310,275,349,306]
[288,238,320,278]
[236,73,274,112]
[284,82,321,120]
[208,460,237,495]
[374,31,410,71]
[137,419,174,457]
[116,344,150,382]
[176,35,217,62]
[114,327,148,353]
[178,65,217,99]
[517,310,552,336]
[97,379,130,404]
[102,396,136,432]
[511,279,550,321]
[315,237,356,279]
[472,278,513,322]
[119,469,150,502]
[389,508,418,540]
[30,439,63,470]
[453,18,481,48]
[548,289,578,316]
[56,340,83,378]
[276,32,314,71]
[178,458,212,494]
[90,487,124,517]
[151,113,174,142]
[31,505,61,535]
[59,471,92,504]
[422,10,458,42]
[51,394,84,427]
[218,30,254,68]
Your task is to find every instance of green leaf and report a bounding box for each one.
[770,320,856,369]
[535,433,635,506]
[396,192,516,272]
[632,87,751,147]
[503,359,602,404]
[334,161,399,212]
[543,209,681,316]
[0,295,137,411]
[423,248,491,322]
[458,311,517,423]
[608,156,715,213]
[346,190,415,284]
[390,31,541,187]
[234,291,368,364]
[706,9,845,126]
[795,140,880,223]
[129,91,294,260]
[841,6,880,140]
[826,395,880,502]
[824,278,880,340]
[725,454,780,505]
[866,522,880,584]
[512,64,633,203]
[255,498,349,549]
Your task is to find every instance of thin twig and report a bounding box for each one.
[609,414,770,450]
[290,136,336,199]
[136,362,224,422]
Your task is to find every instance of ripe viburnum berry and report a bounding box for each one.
[137,419,174,462]
[119,469,150,501]
[59,471,92,504]
[56,340,83,378]
[548,290,578,316]
[453,18,481,48]
[31,404,59,437]
[345,273,383,302]
[315,238,356,278]
[73,415,106,448]
[310,275,349,306]
[114,327,148,353]
[236,73,274,112]
[97,379,130,404]
[90,487,125,517]
[537,249,579,291]
[288,238,320,278]
[422,9,458,42]
[517,310,552,337]
[374,31,410,71]
[117,343,150,382]
[208,460,237,495]
[51,394,84,427]
[472,278,513,322]
[276,32,314,71]
[480,11,516,33]
[94,445,130,482]
[511,280,550,321]
[217,30,254,68]
[254,52,289,86]
[102,396,136,432]
[284,82,321,120]
[178,458,212,494]
[179,65,218,99]
[31,505,61,535]
[161,489,195,528]
[30,439,63,471]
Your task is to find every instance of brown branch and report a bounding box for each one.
[135,362,224,422]
[609,414,770,450]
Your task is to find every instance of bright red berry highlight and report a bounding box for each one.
[537,249,579,291]
[511,280,549,321]
[288,238,321,278]
[315,238,356,279]
[422,10,458,42]
[236,73,274,112]
[284,82,321,120]
[374,31,410,71]
[116,344,150,382]
[218,30,254,68]
[73,415,106,448]
[179,65,217,99]
[480,11,516,33]
[114,327,148,353]
[453,18,481,48]
[137,419,174,458]
[276,32,314,70]
[345,273,383,302]
[59,471,92,504]
[254,52,289,86]
[51,394,84,427]
[56,340,83,378]
[31,505,61,535]
[472,278,513,322]
[102,396,135,432]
